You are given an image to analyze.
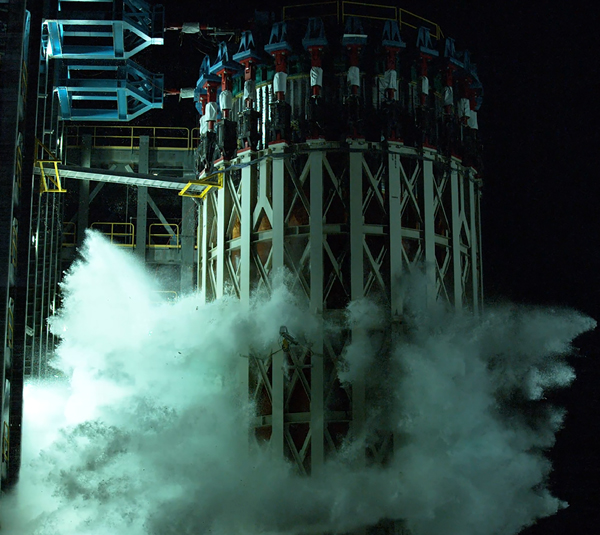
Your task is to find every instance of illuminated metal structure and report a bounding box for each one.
[0,0,484,513]
[193,2,484,475]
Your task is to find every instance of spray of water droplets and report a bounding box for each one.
[0,231,594,535]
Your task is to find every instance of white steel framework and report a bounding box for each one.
[198,140,482,472]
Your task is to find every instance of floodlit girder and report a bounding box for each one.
[44,0,164,60]
[55,60,164,121]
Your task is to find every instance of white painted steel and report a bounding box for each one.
[197,142,482,473]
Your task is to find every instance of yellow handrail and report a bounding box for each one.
[35,139,66,194]
[179,171,223,199]
[282,1,443,40]
[283,1,339,21]
[66,125,193,151]
[342,1,397,23]
[90,222,135,247]
[62,221,77,247]
[148,223,180,248]
[399,8,443,40]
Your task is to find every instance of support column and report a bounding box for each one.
[180,196,195,293]
[77,134,92,246]
[450,166,462,310]
[270,149,285,459]
[200,197,209,302]
[309,149,324,474]
[349,146,365,448]
[240,153,257,450]
[388,146,403,319]
[241,154,257,303]
[216,182,227,298]
[196,201,202,292]
[469,173,480,315]
[135,135,150,260]
[271,147,286,270]
[423,157,436,305]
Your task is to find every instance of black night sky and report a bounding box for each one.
[157,0,600,532]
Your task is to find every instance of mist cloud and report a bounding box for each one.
[0,231,594,535]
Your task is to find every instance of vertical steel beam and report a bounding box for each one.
[216,184,227,298]
[135,135,149,260]
[349,146,366,447]
[388,147,403,319]
[423,157,436,305]
[309,149,324,473]
[239,154,256,450]
[136,187,148,260]
[180,196,195,293]
[77,134,92,246]
[270,149,285,459]
[450,167,462,310]
[469,175,480,315]
[241,155,257,302]
[200,197,209,302]
[271,148,285,271]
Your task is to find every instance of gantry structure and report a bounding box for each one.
[192,3,484,475]
[0,0,484,515]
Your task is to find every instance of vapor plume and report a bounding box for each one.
[0,231,594,535]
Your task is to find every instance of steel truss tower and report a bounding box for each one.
[200,140,482,471]
[194,4,484,477]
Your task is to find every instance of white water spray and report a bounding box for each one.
[0,231,594,535]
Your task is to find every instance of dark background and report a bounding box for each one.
[159,1,600,533]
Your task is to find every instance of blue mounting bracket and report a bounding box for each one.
[197,56,220,89]
[382,20,406,49]
[44,0,164,60]
[55,60,164,121]
[303,18,327,50]
[232,31,262,64]
[417,26,439,57]
[210,41,241,75]
[444,37,464,68]
[342,16,367,47]
[265,22,293,54]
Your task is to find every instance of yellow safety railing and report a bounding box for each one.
[90,222,135,247]
[342,1,397,22]
[191,127,201,147]
[282,1,443,40]
[65,126,193,151]
[62,222,77,247]
[35,139,66,194]
[2,421,9,463]
[149,223,180,248]
[179,171,223,199]
[399,8,443,40]
[283,0,339,21]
